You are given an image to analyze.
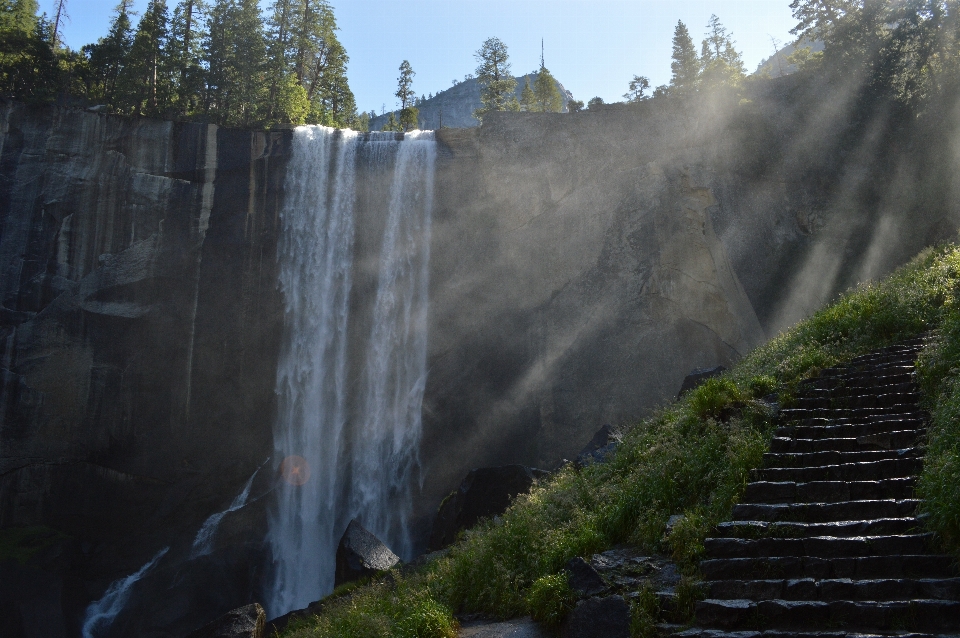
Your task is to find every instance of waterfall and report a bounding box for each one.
[191,465,263,558]
[81,547,169,638]
[268,127,436,616]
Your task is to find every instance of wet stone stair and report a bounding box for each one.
[675,338,960,638]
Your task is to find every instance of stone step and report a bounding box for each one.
[694,598,960,631]
[703,534,935,559]
[707,577,960,602]
[791,394,920,411]
[731,499,920,523]
[673,630,953,638]
[700,555,958,581]
[753,459,923,483]
[768,431,921,454]
[762,449,919,469]
[713,518,925,539]
[776,422,925,440]
[741,479,915,505]
[779,405,924,421]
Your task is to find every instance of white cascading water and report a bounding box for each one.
[268,127,436,616]
[191,464,263,558]
[82,547,169,638]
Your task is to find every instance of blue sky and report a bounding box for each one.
[40,0,798,114]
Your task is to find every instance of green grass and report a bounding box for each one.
[283,243,960,637]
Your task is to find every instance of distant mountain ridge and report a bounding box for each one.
[369,72,576,130]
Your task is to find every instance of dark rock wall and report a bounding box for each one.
[0,101,289,630]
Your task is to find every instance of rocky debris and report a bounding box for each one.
[459,616,552,638]
[565,557,607,597]
[574,425,620,468]
[678,338,960,637]
[429,465,548,550]
[264,599,324,637]
[560,595,631,638]
[678,366,727,398]
[334,519,400,588]
[185,603,265,638]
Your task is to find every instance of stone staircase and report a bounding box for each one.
[675,338,960,637]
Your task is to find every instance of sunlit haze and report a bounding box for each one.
[40,0,797,115]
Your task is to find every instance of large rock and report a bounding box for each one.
[565,557,607,598]
[429,465,548,550]
[334,519,400,588]
[574,425,619,468]
[560,596,631,638]
[186,603,265,638]
[677,366,727,398]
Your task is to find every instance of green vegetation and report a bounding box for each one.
[393,60,418,131]
[0,0,362,129]
[281,246,960,637]
[472,37,519,120]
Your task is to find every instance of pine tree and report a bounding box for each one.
[84,0,135,106]
[700,15,745,90]
[533,65,563,112]
[169,0,207,116]
[121,0,172,116]
[473,37,519,120]
[623,74,650,102]
[395,59,417,130]
[670,20,700,92]
[520,76,535,111]
[204,0,267,126]
[0,0,58,100]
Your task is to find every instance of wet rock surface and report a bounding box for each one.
[458,616,552,638]
[560,595,631,638]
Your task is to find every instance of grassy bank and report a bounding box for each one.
[282,243,960,638]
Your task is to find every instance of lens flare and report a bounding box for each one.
[280,455,310,486]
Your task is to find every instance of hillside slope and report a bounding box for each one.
[368,72,575,130]
[281,243,960,637]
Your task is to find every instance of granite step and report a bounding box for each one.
[706,577,960,602]
[752,459,923,483]
[712,518,926,539]
[768,431,921,453]
[761,449,920,469]
[731,499,920,523]
[700,555,957,581]
[775,421,925,440]
[703,534,936,559]
[673,630,952,638]
[694,598,960,631]
[741,479,915,504]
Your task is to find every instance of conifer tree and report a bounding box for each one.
[84,0,135,106]
[700,15,745,89]
[670,20,700,92]
[533,64,562,112]
[624,74,650,102]
[204,0,267,126]
[395,59,417,129]
[122,0,172,115]
[520,76,535,111]
[169,0,206,116]
[473,37,519,120]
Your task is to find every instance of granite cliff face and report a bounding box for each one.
[2,73,960,636]
[0,101,288,636]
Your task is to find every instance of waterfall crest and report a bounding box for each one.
[268,127,436,616]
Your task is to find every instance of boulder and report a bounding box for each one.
[185,603,265,638]
[564,557,607,597]
[560,596,631,638]
[429,465,548,550]
[677,366,727,398]
[574,425,619,468]
[334,520,400,588]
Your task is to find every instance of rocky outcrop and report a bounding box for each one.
[334,520,400,587]
[429,465,549,550]
[677,366,727,398]
[560,596,631,638]
[185,603,265,638]
[0,101,288,636]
